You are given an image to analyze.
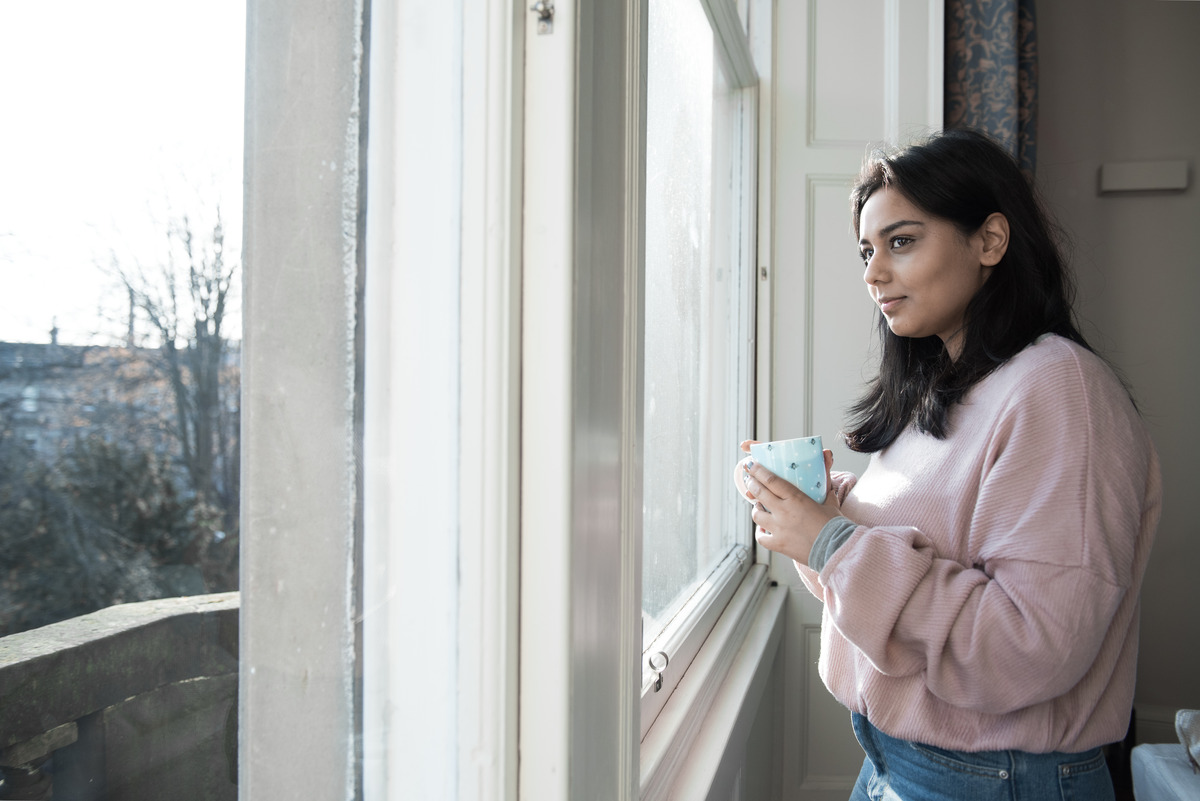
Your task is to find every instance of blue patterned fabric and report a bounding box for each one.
[945,0,1038,175]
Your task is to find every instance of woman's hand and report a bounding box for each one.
[738,445,841,566]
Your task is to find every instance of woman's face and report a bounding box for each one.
[857,187,1000,359]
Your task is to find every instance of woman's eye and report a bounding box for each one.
[890,236,913,249]
[860,249,873,265]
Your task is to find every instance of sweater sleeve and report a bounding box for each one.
[809,516,859,572]
[818,348,1156,714]
[792,470,860,600]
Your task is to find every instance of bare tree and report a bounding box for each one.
[109,212,240,533]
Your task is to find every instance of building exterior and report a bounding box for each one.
[0,341,175,463]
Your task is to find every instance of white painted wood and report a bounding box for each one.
[809,0,885,146]
[518,0,577,795]
[770,1,942,797]
[665,584,786,801]
[520,1,643,798]
[640,549,752,740]
[701,0,759,87]
[640,567,769,799]
[457,1,522,799]
[809,175,878,480]
[361,2,468,799]
[775,590,861,801]
[799,624,863,791]
[753,0,775,460]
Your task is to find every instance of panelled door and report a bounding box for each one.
[769,1,943,798]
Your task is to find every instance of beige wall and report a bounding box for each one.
[1037,0,1200,725]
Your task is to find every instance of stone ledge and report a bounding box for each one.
[0,593,239,751]
[0,722,77,768]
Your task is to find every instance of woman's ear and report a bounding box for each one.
[978,212,1010,267]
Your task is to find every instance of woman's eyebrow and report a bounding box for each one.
[859,219,925,246]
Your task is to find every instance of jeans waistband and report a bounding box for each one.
[849,712,1114,801]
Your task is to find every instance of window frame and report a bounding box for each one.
[520,0,772,798]
[238,0,776,797]
[519,0,643,797]
[636,0,762,742]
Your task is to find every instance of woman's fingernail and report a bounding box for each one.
[745,460,755,470]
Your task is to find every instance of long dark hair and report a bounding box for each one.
[844,128,1094,453]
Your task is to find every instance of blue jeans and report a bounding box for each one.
[848,713,1115,801]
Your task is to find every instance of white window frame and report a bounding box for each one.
[519,1,642,796]
[637,0,761,739]
[361,2,522,800]
[240,0,778,798]
[243,1,524,799]
[521,1,775,799]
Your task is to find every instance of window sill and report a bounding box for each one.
[639,564,785,800]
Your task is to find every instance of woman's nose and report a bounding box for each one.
[863,253,886,285]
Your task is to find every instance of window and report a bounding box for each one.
[0,0,244,636]
[516,0,769,796]
[233,1,772,796]
[19,386,38,414]
[0,4,245,798]
[640,0,759,734]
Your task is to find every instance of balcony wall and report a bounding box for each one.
[0,593,238,801]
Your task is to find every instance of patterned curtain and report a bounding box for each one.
[944,0,1039,175]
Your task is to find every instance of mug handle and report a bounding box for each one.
[733,456,756,504]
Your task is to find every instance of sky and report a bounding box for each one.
[0,0,245,345]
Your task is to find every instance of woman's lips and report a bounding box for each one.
[878,296,903,314]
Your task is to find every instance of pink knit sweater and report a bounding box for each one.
[797,335,1161,753]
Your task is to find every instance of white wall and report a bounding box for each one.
[1037,0,1200,735]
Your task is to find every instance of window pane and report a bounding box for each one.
[642,0,752,645]
[0,1,244,635]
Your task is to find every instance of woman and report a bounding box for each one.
[738,129,1160,800]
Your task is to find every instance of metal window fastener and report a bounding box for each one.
[648,651,669,692]
[531,1,554,34]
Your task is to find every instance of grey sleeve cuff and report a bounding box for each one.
[808,516,859,572]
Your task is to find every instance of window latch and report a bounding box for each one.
[530,0,554,35]
[648,651,669,692]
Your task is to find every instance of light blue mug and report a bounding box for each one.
[735,435,826,503]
